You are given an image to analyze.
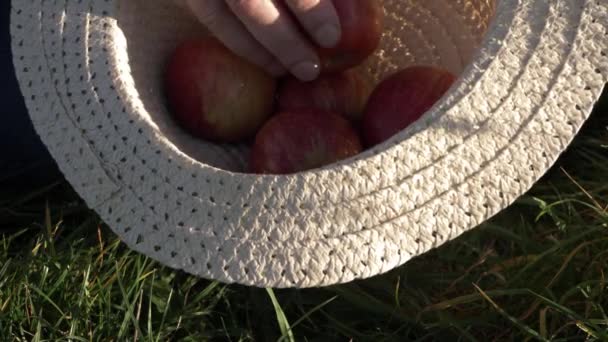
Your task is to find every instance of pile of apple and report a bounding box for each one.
[164,0,456,174]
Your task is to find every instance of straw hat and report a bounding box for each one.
[10,0,607,288]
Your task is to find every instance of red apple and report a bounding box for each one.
[362,66,456,147]
[319,0,384,72]
[164,36,276,143]
[277,69,372,123]
[250,109,363,174]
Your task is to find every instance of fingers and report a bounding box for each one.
[284,0,341,48]
[225,0,321,81]
[186,0,286,77]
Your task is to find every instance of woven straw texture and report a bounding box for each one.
[10,0,608,288]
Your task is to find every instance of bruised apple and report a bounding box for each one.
[277,69,372,123]
[164,37,276,143]
[250,110,362,174]
[362,66,456,147]
[319,0,384,72]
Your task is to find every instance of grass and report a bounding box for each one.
[1,88,607,341]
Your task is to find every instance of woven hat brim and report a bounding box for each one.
[10,0,608,287]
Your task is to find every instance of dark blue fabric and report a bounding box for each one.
[1,1,61,190]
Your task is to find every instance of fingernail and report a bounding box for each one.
[291,61,320,81]
[315,24,340,48]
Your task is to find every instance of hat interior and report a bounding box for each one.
[115,0,498,172]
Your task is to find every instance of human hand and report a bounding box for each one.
[181,0,341,81]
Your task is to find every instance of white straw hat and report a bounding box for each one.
[10,0,607,288]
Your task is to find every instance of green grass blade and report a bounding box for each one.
[115,261,145,340]
[64,336,89,342]
[525,289,608,340]
[155,286,174,342]
[148,272,155,342]
[278,295,338,342]
[329,284,414,324]
[43,201,56,258]
[474,285,549,342]
[27,284,65,318]
[266,288,295,342]
[33,309,42,342]
[424,289,531,311]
